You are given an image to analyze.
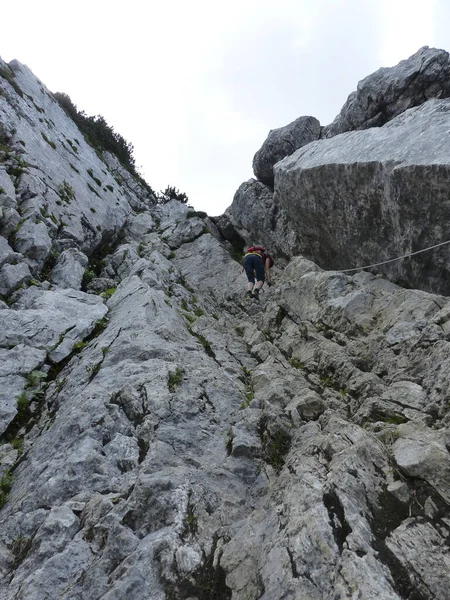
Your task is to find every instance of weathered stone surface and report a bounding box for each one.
[325,46,450,136]
[0,168,16,208]
[0,288,107,362]
[225,178,299,259]
[0,207,21,238]
[253,115,321,186]
[51,248,88,290]
[0,236,21,268]
[165,217,206,249]
[275,99,450,294]
[0,261,31,296]
[14,219,52,269]
[393,424,450,503]
[1,53,450,600]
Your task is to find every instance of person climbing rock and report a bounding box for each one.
[243,245,274,300]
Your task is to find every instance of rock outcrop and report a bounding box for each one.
[252,116,321,186]
[223,179,299,259]
[274,98,450,294]
[228,46,450,294]
[1,55,450,600]
[324,46,450,137]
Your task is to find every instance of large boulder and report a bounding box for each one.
[275,98,450,294]
[324,46,450,137]
[253,116,321,186]
[225,179,299,259]
[51,248,88,290]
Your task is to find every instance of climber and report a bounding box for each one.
[243,245,274,300]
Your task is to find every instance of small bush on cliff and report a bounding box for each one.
[157,185,189,205]
[168,367,184,392]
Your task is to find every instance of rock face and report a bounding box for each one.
[1,56,450,600]
[275,99,450,294]
[228,47,450,294]
[224,179,300,259]
[252,116,321,186]
[324,46,450,137]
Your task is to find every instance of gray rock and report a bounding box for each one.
[253,115,321,185]
[51,248,88,290]
[325,46,450,136]
[124,212,155,241]
[0,207,21,238]
[275,98,450,294]
[165,217,206,249]
[0,375,26,436]
[0,261,31,296]
[393,424,450,503]
[0,342,46,434]
[2,53,450,600]
[287,390,325,421]
[0,236,21,268]
[15,219,52,268]
[225,178,299,259]
[0,288,108,361]
[0,168,16,208]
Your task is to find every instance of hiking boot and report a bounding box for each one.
[253,288,260,300]
[246,290,253,299]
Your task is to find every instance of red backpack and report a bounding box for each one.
[245,246,274,267]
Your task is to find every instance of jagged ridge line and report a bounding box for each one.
[337,239,450,273]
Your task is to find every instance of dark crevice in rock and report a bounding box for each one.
[181,490,198,540]
[372,538,431,600]
[323,487,352,553]
[257,416,291,474]
[286,546,299,579]
[137,438,149,463]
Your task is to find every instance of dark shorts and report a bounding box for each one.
[243,254,265,283]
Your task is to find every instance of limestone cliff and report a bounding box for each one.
[1,56,450,600]
[226,46,450,295]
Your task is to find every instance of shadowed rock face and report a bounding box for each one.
[324,46,450,137]
[1,56,450,600]
[275,99,450,294]
[224,178,300,260]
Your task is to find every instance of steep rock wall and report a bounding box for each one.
[275,99,450,294]
[0,58,450,600]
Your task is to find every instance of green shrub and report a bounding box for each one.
[87,183,101,198]
[101,287,116,300]
[16,392,29,417]
[58,180,76,203]
[0,65,23,97]
[87,168,102,186]
[25,370,47,388]
[72,341,88,353]
[0,471,13,508]
[290,357,304,369]
[156,185,188,205]
[41,132,56,149]
[168,367,184,392]
[258,417,291,474]
[82,268,95,289]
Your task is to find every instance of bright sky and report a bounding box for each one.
[1,0,449,214]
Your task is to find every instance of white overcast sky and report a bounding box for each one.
[1,0,449,214]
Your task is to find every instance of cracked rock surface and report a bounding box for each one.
[1,53,450,600]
